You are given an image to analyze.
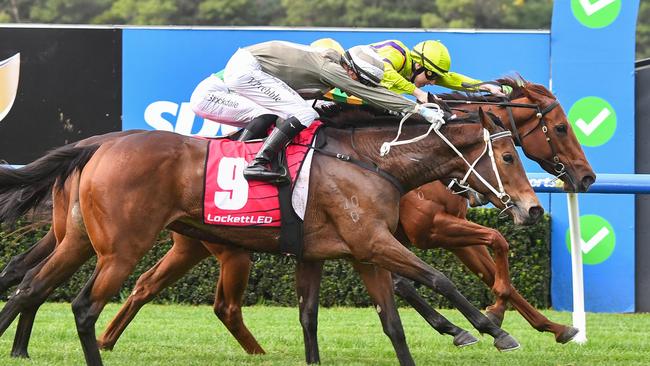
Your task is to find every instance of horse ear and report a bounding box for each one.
[478,107,498,133]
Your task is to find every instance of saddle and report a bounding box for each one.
[203,122,322,259]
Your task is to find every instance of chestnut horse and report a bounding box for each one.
[0,109,540,365]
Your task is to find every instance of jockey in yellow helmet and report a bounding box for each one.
[370,39,504,103]
[310,38,345,55]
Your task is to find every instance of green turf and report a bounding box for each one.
[0,303,647,365]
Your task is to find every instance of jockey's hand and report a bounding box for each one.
[427,92,441,103]
[417,106,446,130]
[479,83,506,96]
[413,88,429,104]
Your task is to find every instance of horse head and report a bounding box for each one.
[500,77,596,192]
[320,104,543,224]
[441,108,543,225]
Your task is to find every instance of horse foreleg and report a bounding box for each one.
[352,262,415,366]
[0,230,56,294]
[97,236,210,351]
[452,246,577,341]
[208,244,263,354]
[356,230,519,352]
[448,246,506,326]
[295,260,324,365]
[507,290,579,343]
[425,213,512,325]
[450,246,577,343]
[391,273,478,347]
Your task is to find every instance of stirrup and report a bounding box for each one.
[243,165,289,184]
[244,164,289,184]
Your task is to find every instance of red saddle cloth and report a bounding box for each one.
[203,121,321,227]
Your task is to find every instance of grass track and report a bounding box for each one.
[0,303,648,365]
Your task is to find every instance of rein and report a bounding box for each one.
[444,97,566,180]
[377,103,515,213]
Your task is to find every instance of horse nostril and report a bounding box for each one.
[581,175,596,192]
[528,206,544,221]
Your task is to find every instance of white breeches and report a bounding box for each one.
[190,75,268,128]
[191,48,318,128]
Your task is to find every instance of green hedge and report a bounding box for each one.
[0,208,550,309]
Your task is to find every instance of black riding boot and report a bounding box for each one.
[243,117,306,182]
[237,114,279,141]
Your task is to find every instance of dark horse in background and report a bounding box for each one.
[0,78,594,363]
[0,108,540,366]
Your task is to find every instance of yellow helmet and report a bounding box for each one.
[310,38,345,55]
[411,40,451,77]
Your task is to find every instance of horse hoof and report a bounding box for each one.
[486,311,504,328]
[97,341,114,351]
[556,326,579,344]
[494,334,520,352]
[453,331,479,347]
[10,350,29,358]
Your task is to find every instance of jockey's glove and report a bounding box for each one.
[417,105,446,130]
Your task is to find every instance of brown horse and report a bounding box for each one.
[0,78,594,359]
[0,109,539,365]
[100,77,593,356]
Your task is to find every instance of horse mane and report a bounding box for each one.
[436,75,556,102]
[316,103,389,127]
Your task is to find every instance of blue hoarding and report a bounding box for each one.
[123,24,644,312]
[550,1,638,312]
[122,28,550,166]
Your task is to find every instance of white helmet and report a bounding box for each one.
[342,45,385,86]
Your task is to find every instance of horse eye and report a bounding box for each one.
[503,153,514,164]
[555,124,568,134]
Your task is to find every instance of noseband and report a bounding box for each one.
[443,129,515,216]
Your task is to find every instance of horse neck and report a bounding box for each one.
[333,123,486,193]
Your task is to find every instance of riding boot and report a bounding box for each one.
[237,114,279,141]
[243,117,306,181]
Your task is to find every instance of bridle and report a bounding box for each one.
[442,128,516,215]
[443,98,567,180]
[377,103,516,214]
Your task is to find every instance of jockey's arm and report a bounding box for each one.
[438,72,505,96]
[381,65,416,95]
[381,63,433,104]
[320,62,418,114]
[437,71,483,91]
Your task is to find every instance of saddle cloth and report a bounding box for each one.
[203,121,321,227]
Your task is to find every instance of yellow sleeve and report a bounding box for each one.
[381,65,417,95]
[437,72,483,92]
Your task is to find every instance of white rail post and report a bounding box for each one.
[567,192,587,344]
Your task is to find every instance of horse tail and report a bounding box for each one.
[0,144,100,224]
